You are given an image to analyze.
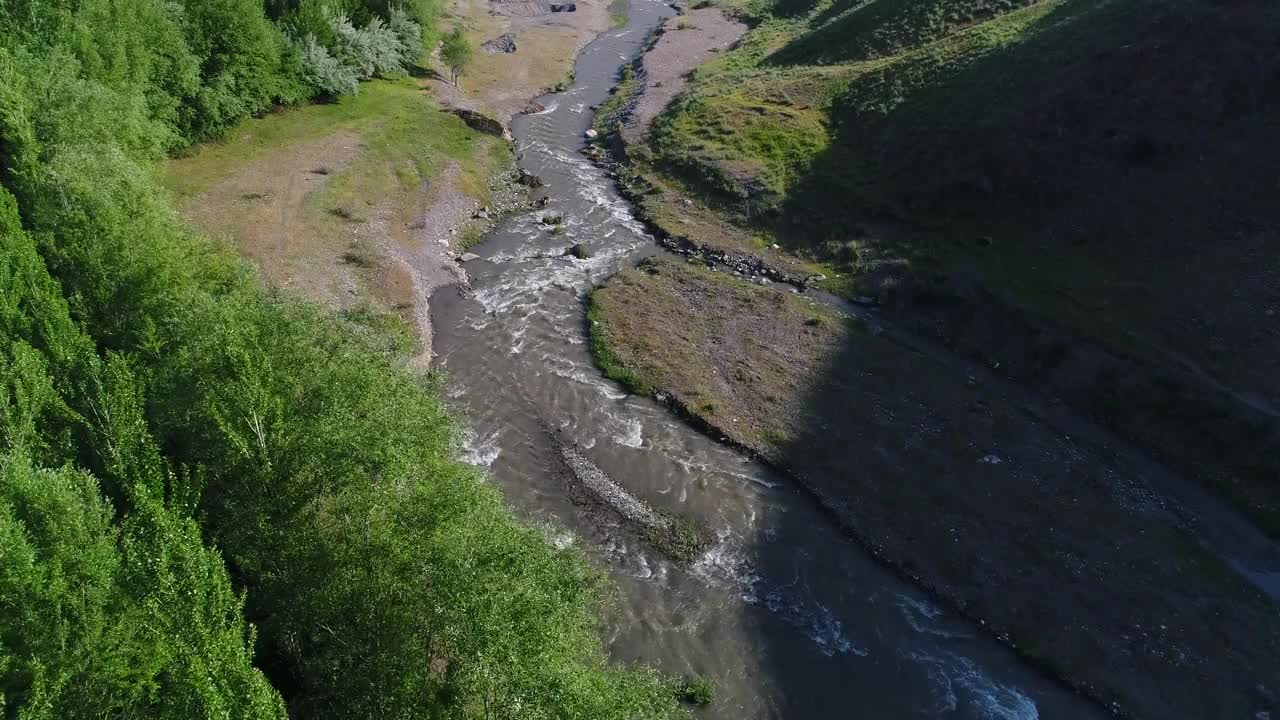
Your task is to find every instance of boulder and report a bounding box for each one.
[565,243,592,260]
[459,253,481,262]
[481,33,517,54]
[517,169,544,188]
[585,128,599,139]
[549,2,576,11]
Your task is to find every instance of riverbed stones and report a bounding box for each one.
[482,33,518,54]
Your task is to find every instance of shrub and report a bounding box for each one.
[0,453,288,720]
[334,15,406,80]
[175,0,300,139]
[674,674,716,705]
[299,34,360,96]
[388,6,424,67]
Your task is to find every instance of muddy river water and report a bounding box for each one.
[430,2,1107,716]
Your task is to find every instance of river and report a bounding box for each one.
[429,1,1106,716]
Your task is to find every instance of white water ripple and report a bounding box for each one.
[907,650,1039,720]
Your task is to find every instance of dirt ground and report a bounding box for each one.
[180,132,366,306]
[170,0,609,365]
[430,0,610,123]
[590,258,1280,720]
[621,9,746,145]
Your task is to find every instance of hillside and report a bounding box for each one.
[621,0,1280,536]
[589,0,1280,717]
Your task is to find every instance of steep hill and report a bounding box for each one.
[629,0,1280,536]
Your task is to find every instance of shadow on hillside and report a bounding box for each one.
[765,0,1280,515]
[769,0,1045,66]
[740,277,1280,719]
[737,2,1280,717]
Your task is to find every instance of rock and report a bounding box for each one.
[521,100,545,115]
[459,253,481,262]
[585,128,599,139]
[978,454,1004,465]
[565,243,591,260]
[517,169,544,188]
[473,207,490,219]
[549,1,576,11]
[445,108,506,137]
[481,33,517,54]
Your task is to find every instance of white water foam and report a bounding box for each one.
[460,426,501,467]
[612,416,644,448]
[895,594,972,639]
[906,650,1039,720]
[691,533,866,656]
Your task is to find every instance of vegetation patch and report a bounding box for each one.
[673,674,716,706]
[0,2,688,718]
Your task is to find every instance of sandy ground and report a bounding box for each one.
[429,0,610,123]
[384,163,478,367]
[622,9,746,144]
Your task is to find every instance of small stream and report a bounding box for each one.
[430,2,1106,717]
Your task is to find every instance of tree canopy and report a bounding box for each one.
[0,1,686,718]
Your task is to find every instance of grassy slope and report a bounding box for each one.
[590,259,1280,720]
[165,79,506,203]
[164,77,510,338]
[629,0,1280,533]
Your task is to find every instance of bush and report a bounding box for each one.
[388,7,424,67]
[674,674,716,705]
[334,15,406,80]
[175,0,300,139]
[299,34,360,96]
[0,453,288,720]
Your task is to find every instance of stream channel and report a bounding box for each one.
[430,2,1108,717]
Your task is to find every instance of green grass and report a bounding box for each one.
[609,0,630,28]
[770,0,1044,65]
[587,291,659,397]
[592,65,638,135]
[673,674,715,705]
[165,77,508,205]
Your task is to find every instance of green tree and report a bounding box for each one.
[0,454,288,719]
[440,27,471,85]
